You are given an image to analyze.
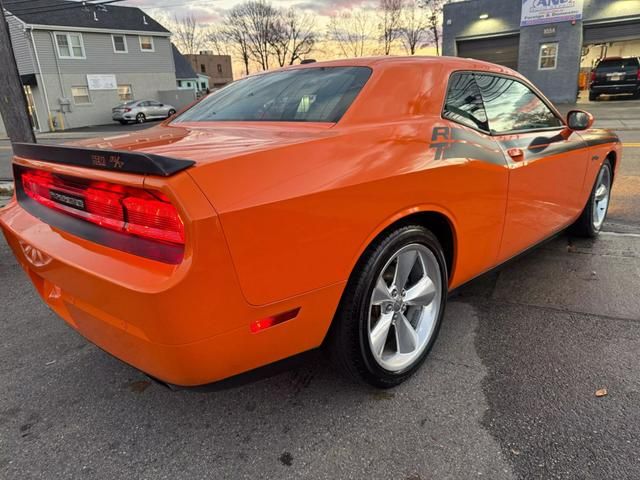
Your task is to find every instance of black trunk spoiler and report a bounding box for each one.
[12,143,195,177]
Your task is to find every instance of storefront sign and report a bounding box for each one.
[86,74,117,90]
[521,0,584,26]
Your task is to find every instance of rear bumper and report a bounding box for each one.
[0,191,342,386]
[591,84,639,95]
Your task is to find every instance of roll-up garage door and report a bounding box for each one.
[457,35,520,70]
[584,20,640,44]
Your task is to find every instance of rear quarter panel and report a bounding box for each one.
[188,120,509,306]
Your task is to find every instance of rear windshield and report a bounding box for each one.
[596,58,639,72]
[174,66,372,123]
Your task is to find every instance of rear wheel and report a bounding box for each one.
[167,109,176,118]
[571,159,612,237]
[118,120,128,125]
[136,113,146,124]
[328,225,448,388]
[589,92,599,101]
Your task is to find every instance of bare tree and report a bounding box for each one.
[328,9,376,58]
[204,26,230,56]
[269,8,316,66]
[379,0,403,55]
[222,6,252,75]
[420,0,444,55]
[173,14,207,55]
[241,0,280,71]
[398,0,428,55]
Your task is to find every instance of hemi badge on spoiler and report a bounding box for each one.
[12,143,195,177]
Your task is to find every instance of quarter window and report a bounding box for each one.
[474,74,562,134]
[71,86,91,105]
[117,85,133,101]
[139,36,154,52]
[443,73,489,132]
[55,33,85,59]
[538,43,558,70]
[112,34,127,53]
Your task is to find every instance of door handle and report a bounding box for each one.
[507,148,525,161]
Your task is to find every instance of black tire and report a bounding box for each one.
[118,120,128,125]
[167,109,176,118]
[589,92,599,101]
[136,113,146,124]
[571,159,612,238]
[327,225,448,388]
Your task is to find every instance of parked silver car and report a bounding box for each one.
[112,100,177,125]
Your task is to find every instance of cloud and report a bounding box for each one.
[294,0,374,15]
[127,0,375,19]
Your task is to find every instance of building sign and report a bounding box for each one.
[86,74,117,90]
[543,26,557,36]
[521,0,584,26]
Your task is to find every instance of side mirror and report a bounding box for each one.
[567,110,594,130]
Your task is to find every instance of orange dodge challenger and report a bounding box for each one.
[0,57,621,388]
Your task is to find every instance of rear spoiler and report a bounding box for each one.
[12,143,195,177]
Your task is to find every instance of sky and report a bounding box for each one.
[118,0,437,75]
[121,0,376,22]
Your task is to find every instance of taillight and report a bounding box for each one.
[21,169,185,246]
[590,70,596,83]
[637,70,640,81]
[124,108,131,112]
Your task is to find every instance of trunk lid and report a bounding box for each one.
[71,122,336,166]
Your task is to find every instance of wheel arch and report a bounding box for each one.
[323,207,457,346]
[606,150,617,180]
[349,207,458,291]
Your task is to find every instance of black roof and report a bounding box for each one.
[172,44,198,79]
[6,0,170,34]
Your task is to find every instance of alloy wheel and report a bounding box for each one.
[367,244,442,372]
[592,165,611,231]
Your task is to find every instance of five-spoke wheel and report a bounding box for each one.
[328,225,447,388]
[368,244,442,372]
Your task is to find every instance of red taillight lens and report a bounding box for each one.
[590,70,596,83]
[124,108,131,112]
[123,197,185,244]
[637,70,640,81]
[21,170,185,246]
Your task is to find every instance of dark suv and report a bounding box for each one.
[589,57,640,101]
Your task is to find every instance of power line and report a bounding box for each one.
[5,0,126,17]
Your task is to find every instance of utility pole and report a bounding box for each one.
[0,0,36,144]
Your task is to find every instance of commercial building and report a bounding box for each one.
[443,0,640,103]
[184,52,234,89]
[4,0,180,133]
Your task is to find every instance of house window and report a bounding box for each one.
[201,82,206,89]
[139,36,155,52]
[539,43,558,70]
[118,85,133,101]
[200,64,206,73]
[55,32,85,59]
[217,64,222,73]
[112,34,127,53]
[71,86,91,105]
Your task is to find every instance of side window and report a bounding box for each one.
[474,74,562,134]
[443,73,489,132]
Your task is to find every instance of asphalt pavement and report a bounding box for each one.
[1,100,639,479]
